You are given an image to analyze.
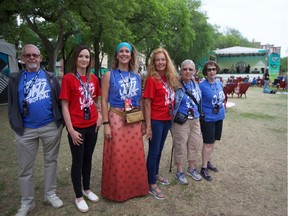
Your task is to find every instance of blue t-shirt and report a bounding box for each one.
[18,69,54,128]
[108,69,141,108]
[199,79,225,122]
[177,81,201,118]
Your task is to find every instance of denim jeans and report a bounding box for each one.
[147,119,172,184]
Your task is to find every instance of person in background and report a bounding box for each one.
[171,59,202,185]
[8,44,64,216]
[101,42,148,202]
[199,61,225,181]
[60,45,102,213]
[263,68,270,93]
[143,47,178,200]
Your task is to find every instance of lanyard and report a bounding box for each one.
[160,77,172,104]
[182,80,197,107]
[118,70,131,98]
[206,79,219,102]
[23,69,41,98]
[75,71,90,104]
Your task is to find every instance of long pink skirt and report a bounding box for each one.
[101,110,149,202]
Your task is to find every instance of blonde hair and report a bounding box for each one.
[146,48,179,89]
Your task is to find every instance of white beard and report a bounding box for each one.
[27,63,38,70]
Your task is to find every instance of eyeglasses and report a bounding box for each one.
[23,53,40,58]
[182,68,195,72]
[207,67,217,72]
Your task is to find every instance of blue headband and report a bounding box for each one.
[116,42,133,54]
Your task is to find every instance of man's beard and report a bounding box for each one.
[27,63,38,70]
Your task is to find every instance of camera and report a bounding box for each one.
[212,104,219,114]
[84,107,91,120]
[22,100,29,116]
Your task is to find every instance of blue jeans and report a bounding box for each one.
[263,80,269,92]
[147,119,172,184]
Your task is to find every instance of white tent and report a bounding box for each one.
[0,40,18,103]
[213,46,266,56]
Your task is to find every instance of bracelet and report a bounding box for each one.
[103,121,110,125]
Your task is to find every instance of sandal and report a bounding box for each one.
[149,186,166,200]
[156,176,170,185]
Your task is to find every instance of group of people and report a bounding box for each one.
[8,42,225,216]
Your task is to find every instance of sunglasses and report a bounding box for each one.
[23,53,40,58]
[207,67,217,72]
[182,68,195,72]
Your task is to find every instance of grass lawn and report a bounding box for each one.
[0,86,287,216]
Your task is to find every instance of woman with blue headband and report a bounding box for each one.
[101,42,148,201]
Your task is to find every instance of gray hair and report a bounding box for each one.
[22,44,41,55]
[180,59,195,69]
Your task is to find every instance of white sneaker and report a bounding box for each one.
[44,194,63,208]
[75,198,89,213]
[82,190,99,202]
[15,203,36,216]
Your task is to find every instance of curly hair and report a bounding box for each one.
[111,42,139,72]
[202,60,220,76]
[146,47,179,89]
[70,44,92,76]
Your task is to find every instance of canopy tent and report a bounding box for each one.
[211,46,267,74]
[213,46,266,56]
[0,40,18,103]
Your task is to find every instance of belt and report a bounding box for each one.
[110,107,141,119]
[110,107,126,119]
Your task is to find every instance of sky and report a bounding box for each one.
[201,0,288,57]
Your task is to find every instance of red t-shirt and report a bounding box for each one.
[59,73,101,128]
[143,76,175,120]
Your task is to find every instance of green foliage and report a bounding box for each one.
[280,57,288,72]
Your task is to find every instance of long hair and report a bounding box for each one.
[202,60,220,76]
[70,45,92,76]
[146,47,178,89]
[111,43,139,72]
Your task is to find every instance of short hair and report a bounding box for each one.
[22,44,41,55]
[180,59,195,70]
[202,61,220,76]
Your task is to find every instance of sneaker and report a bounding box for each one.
[207,161,218,172]
[82,190,99,202]
[187,168,202,181]
[75,198,89,213]
[44,194,63,208]
[175,172,188,185]
[15,203,36,216]
[200,168,212,181]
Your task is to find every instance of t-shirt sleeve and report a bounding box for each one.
[59,75,71,101]
[143,77,155,99]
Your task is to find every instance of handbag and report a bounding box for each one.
[174,112,188,124]
[181,81,206,124]
[125,109,144,124]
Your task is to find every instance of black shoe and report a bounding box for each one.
[200,168,212,181]
[207,161,218,172]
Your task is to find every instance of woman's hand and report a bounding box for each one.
[96,112,102,132]
[146,127,152,140]
[141,121,146,136]
[104,124,112,139]
[69,129,83,146]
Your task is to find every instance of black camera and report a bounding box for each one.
[168,104,172,115]
[84,107,91,120]
[22,100,29,116]
[188,108,194,119]
[212,104,219,114]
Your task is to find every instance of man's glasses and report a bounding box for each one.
[207,67,217,72]
[23,53,40,58]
